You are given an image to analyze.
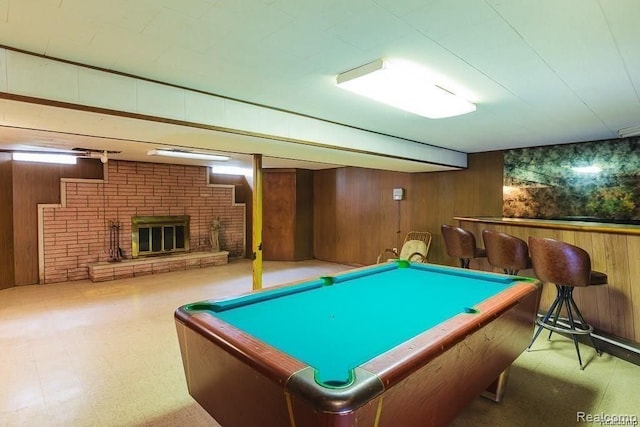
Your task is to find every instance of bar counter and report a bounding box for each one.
[457,216,640,236]
[455,216,640,346]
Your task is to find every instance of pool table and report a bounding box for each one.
[175,261,541,427]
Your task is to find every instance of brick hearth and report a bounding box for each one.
[88,251,229,282]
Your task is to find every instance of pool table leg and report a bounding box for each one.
[480,367,510,402]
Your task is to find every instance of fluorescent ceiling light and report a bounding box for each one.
[147,149,229,161]
[336,59,476,119]
[211,166,252,176]
[618,124,640,138]
[13,152,77,164]
[572,165,602,174]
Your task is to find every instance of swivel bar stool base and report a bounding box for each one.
[529,284,600,370]
[526,237,607,370]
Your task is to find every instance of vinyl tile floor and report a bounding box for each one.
[1,259,638,427]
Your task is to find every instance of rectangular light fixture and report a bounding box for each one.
[211,166,252,176]
[336,59,476,119]
[618,124,640,139]
[13,152,77,164]
[147,149,229,162]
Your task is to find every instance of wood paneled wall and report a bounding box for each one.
[459,219,640,344]
[0,153,15,290]
[263,169,313,261]
[410,152,504,265]
[3,151,503,287]
[294,169,314,260]
[10,159,103,286]
[313,167,412,265]
[312,152,504,266]
[210,173,250,204]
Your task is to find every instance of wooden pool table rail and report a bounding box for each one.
[175,269,541,426]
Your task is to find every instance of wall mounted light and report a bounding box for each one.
[12,152,77,164]
[336,59,476,119]
[147,149,230,162]
[572,165,602,174]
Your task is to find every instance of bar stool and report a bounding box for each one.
[481,229,532,275]
[440,225,487,269]
[527,237,608,369]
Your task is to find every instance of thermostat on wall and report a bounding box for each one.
[392,188,405,200]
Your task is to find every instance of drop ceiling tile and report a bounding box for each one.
[149,0,217,19]
[0,17,48,55]
[199,1,293,45]
[403,0,499,41]
[0,0,8,22]
[271,0,373,31]
[491,1,631,93]
[261,23,344,61]
[371,0,429,18]
[61,0,159,33]
[142,9,213,53]
[599,2,640,96]
[93,26,169,75]
[327,3,416,51]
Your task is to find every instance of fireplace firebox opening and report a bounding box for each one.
[131,215,190,258]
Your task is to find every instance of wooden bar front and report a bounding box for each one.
[456,217,640,345]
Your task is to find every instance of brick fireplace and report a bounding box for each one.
[38,160,245,284]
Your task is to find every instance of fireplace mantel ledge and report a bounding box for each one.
[88,251,229,282]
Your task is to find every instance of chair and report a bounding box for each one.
[482,229,532,275]
[376,231,432,264]
[440,225,487,269]
[527,237,608,369]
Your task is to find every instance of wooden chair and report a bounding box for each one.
[527,237,608,369]
[482,229,532,275]
[440,225,486,269]
[376,231,432,264]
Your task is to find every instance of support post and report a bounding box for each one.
[252,154,263,290]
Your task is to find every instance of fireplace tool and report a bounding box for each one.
[108,220,124,262]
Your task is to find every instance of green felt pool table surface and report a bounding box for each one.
[182,261,529,387]
[175,261,541,427]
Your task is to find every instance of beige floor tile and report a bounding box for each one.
[1,259,639,427]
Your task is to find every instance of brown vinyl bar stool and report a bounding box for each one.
[481,229,532,275]
[440,224,487,269]
[527,237,608,369]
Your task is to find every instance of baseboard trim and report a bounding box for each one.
[587,332,640,366]
[535,314,640,367]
